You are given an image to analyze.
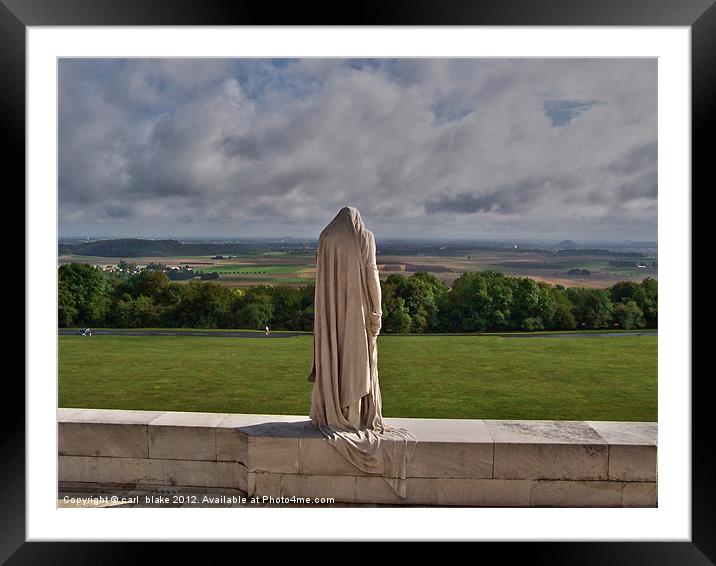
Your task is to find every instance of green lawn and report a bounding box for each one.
[58,335,657,421]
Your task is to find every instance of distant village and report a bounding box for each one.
[96,261,199,280]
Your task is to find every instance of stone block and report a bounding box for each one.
[354,477,439,505]
[622,482,657,507]
[59,456,99,483]
[437,478,531,506]
[388,417,494,479]
[488,421,608,481]
[216,414,300,463]
[355,476,408,505]
[410,442,492,479]
[149,425,216,461]
[215,414,270,464]
[385,417,493,443]
[150,411,230,427]
[248,472,282,498]
[216,427,247,464]
[406,478,440,506]
[280,474,356,503]
[241,420,305,474]
[148,410,226,461]
[299,435,368,476]
[609,445,657,482]
[585,422,657,482]
[486,420,607,445]
[586,421,657,446]
[237,463,248,493]
[163,460,240,488]
[96,457,165,485]
[58,408,160,425]
[531,480,623,507]
[60,422,149,458]
[494,443,608,480]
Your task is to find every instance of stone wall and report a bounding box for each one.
[58,408,657,507]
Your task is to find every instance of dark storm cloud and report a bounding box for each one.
[609,141,658,175]
[58,58,658,240]
[425,178,551,215]
[219,134,264,161]
[105,205,132,218]
[618,172,658,200]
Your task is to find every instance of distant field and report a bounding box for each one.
[217,276,316,286]
[59,334,657,421]
[59,248,656,289]
[377,252,657,288]
[198,264,311,274]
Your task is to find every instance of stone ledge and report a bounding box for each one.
[58,409,657,507]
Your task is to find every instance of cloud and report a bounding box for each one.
[425,178,552,215]
[59,58,657,240]
[609,141,657,175]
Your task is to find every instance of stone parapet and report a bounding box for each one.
[58,409,657,507]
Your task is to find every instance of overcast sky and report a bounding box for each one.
[59,58,657,241]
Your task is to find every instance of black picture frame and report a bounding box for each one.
[6,0,707,560]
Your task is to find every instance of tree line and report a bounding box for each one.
[58,263,657,332]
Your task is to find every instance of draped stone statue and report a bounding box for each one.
[307,206,416,497]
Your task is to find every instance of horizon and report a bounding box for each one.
[58,234,658,246]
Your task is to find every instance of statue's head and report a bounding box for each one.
[339,205,359,215]
[326,206,367,240]
[340,206,363,229]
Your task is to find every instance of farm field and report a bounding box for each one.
[376,252,658,288]
[59,334,657,421]
[59,247,657,289]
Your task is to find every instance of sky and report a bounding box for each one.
[58,58,657,241]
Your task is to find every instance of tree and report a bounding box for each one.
[268,286,303,330]
[58,263,111,325]
[233,286,274,329]
[510,278,554,331]
[384,296,411,333]
[380,275,408,332]
[549,286,577,330]
[242,300,273,328]
[297,284,316,331]
[482,271,513,330]
[535,282,557,330]
[108,295,160,328]
[163,281,232,328]
[610,281,644,306]
[435,272,490,332]
[118,270,171,303]
[612,300,645,329]
[552,302,577,330]
[58,277,78,327]
[575,288,613,329]
[402,273,446,333]
[641,278,658,328]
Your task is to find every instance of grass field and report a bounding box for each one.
[217,275,316,286]
[58,334,657,421]
[198,264,312,274]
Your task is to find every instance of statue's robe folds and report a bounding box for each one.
[308,207,416,497]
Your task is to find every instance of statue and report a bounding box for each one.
[308,206,416,497]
